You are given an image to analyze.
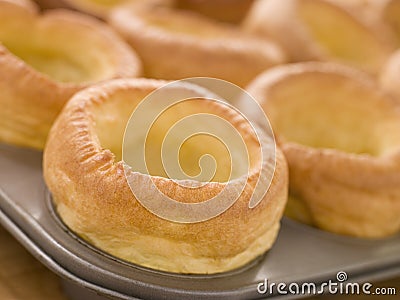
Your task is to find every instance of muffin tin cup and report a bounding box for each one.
[1,143,400,300]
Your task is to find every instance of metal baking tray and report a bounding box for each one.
[0,143,400,300]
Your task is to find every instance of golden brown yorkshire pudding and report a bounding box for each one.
[43,78,288,274]
[247,62,400,238]
[174,0,255,23]
[34,0,69,9]
[330,0,400,45]
[62,0,252,22]
[109,2,285,87]
[61,0,137,18]
[0,0,141,149]
[326,0,386,20]
[380,49,400,101]
[62,0,170,19]
[243,0,395,75]
[382,0,400,43]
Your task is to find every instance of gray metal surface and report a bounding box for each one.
[0,143,400,300]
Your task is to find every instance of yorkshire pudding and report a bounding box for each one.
[243,0,395,75]
[382,0,400,43]
[174,0,255,23]
[34,0,69,9]
[43,78,288,274]
[380,49,400,101]
[61,0,135,18]
[330,0,400,45]
[0,0,141,149]
[247,62,400,238]
[109,2,285,87]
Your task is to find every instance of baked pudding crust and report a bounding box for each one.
[173,0,255,23]
[329,0,400,45]
[62,0,253,23]
[247,62,400,238]
[383,0,400,44]
[63,0,130,18]
[243,0,395,75]
[380,50,400,101]
[0,0,141,149]
[43,78,288,274]
[109,2,285,87]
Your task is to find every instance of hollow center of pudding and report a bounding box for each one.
[267,73,400,156]
[0,19,117,83]
[93,90,258,183]
[298,0,388,73]
[5,46,94,83]
[143,9,227,39]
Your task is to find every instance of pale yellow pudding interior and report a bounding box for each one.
[142,8,229,39]
[298,0,389,73]
[0,16,117,83]
[92,89,258,183]
[266,73,400,156]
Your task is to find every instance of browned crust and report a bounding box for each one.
[382,0,400,44]
[0,0,141,149]
[247,62,400,238]
[62,0,130,18]
[43,78,288,274]
[173,0,255,23]
[62,0,171,19]
[243,0,395,74]
[108,2,285,87]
